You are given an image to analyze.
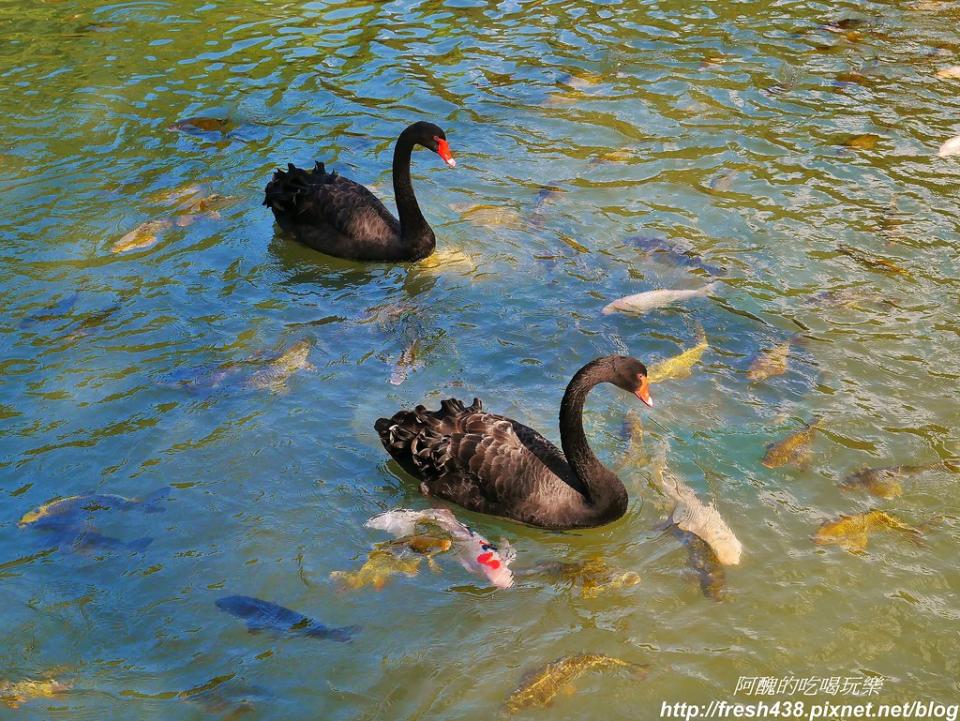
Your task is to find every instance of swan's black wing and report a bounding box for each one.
[375,398,589,527]
[264,163,402,259]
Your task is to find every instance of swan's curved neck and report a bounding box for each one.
[392,130,435,258]
[558,361,628,522]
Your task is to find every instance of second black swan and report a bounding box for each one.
[375,356,654,530]
[263,121,456,262]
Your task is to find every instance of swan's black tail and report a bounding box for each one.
[263,161,333,217]
[375,398,482,470]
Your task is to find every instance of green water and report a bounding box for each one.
[1,0,959,718]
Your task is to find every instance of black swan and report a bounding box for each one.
[263,121,455,261]
[375,356,653,529]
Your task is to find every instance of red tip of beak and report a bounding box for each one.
[436,138,456,168]
[635,377,654,407]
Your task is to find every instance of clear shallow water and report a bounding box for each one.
[1,0,959,718]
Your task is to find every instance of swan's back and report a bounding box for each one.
[264,162,404,260]
[375,398,595,528]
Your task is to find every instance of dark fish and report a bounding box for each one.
[62,305,121,342]
[504,654,648,713]
[533,184,564,213]
[679,531,726,601]
[215,595,357,642]
[839,463,944,499]
[827,18,867,31]
[836,244,910,277]
[158,362,245,394]
[18,293,80,329]
[168,117,230,133]
[626,235,726,276]
[41,528,153,554]
[19,488,170,529]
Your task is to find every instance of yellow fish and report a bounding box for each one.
[504,654,648,714]
[836,244,911,277]
[380,534,453,572]
[246,339,315,393]
[813,510,923,552]
[111,219,171,253]
[844,134,880,151]
[648,330,708,383]
[762,420,820,468]
[417,246,478,273]
[536,557,640,599]
[330,549,421,591]
[747,338,793,381]
[0,679,70,709]
[456,204,523,230]
[615,409,647,472]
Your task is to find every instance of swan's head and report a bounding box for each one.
[609,356,653,408]
[408,121,456,168]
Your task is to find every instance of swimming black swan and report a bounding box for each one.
[263,121,455,261]
[375,356,653,529]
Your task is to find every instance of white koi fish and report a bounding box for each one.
[939,136,960,158]
[602,283,718,316]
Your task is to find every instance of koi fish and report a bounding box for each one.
[836,244,910,277]
[747,337,794,382]
[679,531,727,601]
[111,219,171,253]
[939,136,960,158]
[651,443,742,565]
[648,329,708,383]
[245,339,315,392]
[18,292,79,329]
[366,508,516,588]
[528,557,640,599]
[602,283,718,316]
[813,510,923,552]
[839,463,944,499]
[762,420,820,469]
[330,549,422,591]
[168,117,230,133]
[215,595,357,642]
[504,654,648,713]
[0,678,70,709]
[19,488,170,528]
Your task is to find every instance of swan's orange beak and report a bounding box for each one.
[436,138,456,168]
[634,375,653,407]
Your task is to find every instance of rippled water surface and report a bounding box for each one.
[2,0,959,718]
